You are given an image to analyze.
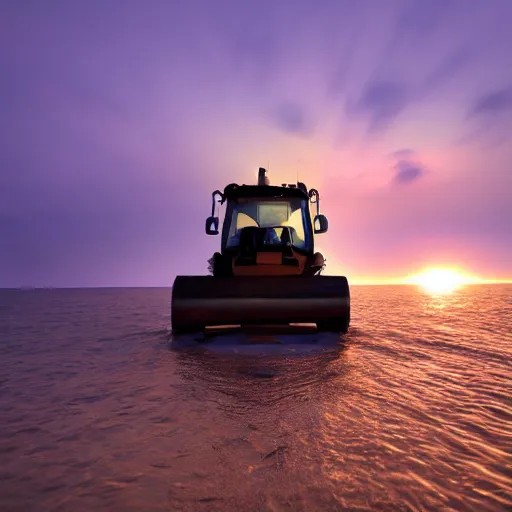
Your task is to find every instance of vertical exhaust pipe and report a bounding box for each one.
[258,167,270,186]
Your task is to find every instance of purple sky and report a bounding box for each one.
[1,0,511,287]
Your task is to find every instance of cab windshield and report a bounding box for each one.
[225,197,310,250]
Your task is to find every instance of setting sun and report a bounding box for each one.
[406,268,479,294]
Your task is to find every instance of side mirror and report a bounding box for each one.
[314,214,328,234]
[205,216,219,235]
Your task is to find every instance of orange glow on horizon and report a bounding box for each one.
[404,267,481,294]
[337,268,511,287]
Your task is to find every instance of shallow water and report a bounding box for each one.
[0,285,511,511]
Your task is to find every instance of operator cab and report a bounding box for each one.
[205,168,329,277]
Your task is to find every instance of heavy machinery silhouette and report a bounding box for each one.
[171,168,350,334]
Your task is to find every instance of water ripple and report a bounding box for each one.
[0,285,510,511]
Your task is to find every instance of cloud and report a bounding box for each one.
[469,87,512,117]
[391,148,415,159]
[352,80,410,133]
[271,102,313,136]
[394,161,425,185]
[213,2,281,86]
[459,87,512,147]
[391,149,426,186]
[344,48,473,138]
[394,0,456,40]
[422,48,473,91]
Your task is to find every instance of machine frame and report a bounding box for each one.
[171,168,350,335]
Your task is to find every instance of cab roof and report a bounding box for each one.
[223,184,309,201]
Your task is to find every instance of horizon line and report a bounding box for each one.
[2,280,511,290]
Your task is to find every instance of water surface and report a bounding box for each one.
[0,285,511,511]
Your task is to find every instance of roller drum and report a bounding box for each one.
[171,275,350,333]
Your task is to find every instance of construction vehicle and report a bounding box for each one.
[171,168,350,335]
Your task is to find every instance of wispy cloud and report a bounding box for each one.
[271,102,313,137]
[394,160,425,185]
[393,0,456,40]
[422,48,473,91]
[469,87,512,117]
[391,148,416,159]
[351,80,410,133]
[458,87,512,147]
[391,149,427,186]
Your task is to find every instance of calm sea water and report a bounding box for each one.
[0,285,511,512]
